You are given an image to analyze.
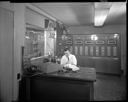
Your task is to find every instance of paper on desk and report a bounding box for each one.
[64,64,80,71]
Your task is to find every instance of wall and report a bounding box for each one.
[68,24,126,75]
[0,2,14,11]
[13,3,26,101]
[25,7,45,28]
[0,7,14,102]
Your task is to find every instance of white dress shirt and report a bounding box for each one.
[60,54,77,66]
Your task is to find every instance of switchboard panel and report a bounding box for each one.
[56,34,121,75]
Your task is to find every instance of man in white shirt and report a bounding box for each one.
[60,48,79,71]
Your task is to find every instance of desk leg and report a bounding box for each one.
[26,78,30,102]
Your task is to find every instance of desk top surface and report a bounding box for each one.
[25,67,96,82]
[48,67,96,82]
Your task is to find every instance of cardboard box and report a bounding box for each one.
[41,62,63,73]
[31,57,63,73]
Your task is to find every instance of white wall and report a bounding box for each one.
[68,24,126,75]
[0,7,14,102]
[0,2,14,11]
[13,3,26,101]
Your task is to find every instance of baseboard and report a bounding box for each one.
[96,72,121,77]
[12,100,18,102]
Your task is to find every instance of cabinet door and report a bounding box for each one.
[95,59,108,73]
[95,58,121,75]
[107,59,121,74]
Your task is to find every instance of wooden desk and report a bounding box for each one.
[19,67,96,101]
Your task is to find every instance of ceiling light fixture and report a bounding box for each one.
[94,2,112,26]
[94,9,109,26]
[91,35,98,40]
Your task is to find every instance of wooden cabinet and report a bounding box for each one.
[95,58,108,73]
[95,58,121,75]
[19,67,96,101]
[107,58,121,74]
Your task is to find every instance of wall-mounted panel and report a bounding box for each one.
[56,34,121,75]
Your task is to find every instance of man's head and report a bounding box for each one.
[64,48,70,57]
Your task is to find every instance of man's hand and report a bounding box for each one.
[64,64,69,68]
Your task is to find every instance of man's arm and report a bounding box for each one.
[60,56,67,65]
[71,55,77,65]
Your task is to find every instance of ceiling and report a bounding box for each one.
[31,2,126,27]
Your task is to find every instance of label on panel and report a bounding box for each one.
[85,46,88,56]
[75,46,78,55]
[107,46,111,56]
[79,46,83,56]
[101,46,105,56]
[96,40,105,44]
[113,46,117,56]
[108,39,116,44]
[75,40,83,44]
[85,41,94,44]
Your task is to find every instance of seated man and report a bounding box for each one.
[60,48,79,71]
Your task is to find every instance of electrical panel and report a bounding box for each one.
[56,34,121,75]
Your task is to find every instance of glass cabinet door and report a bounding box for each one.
[24,27,44,58]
